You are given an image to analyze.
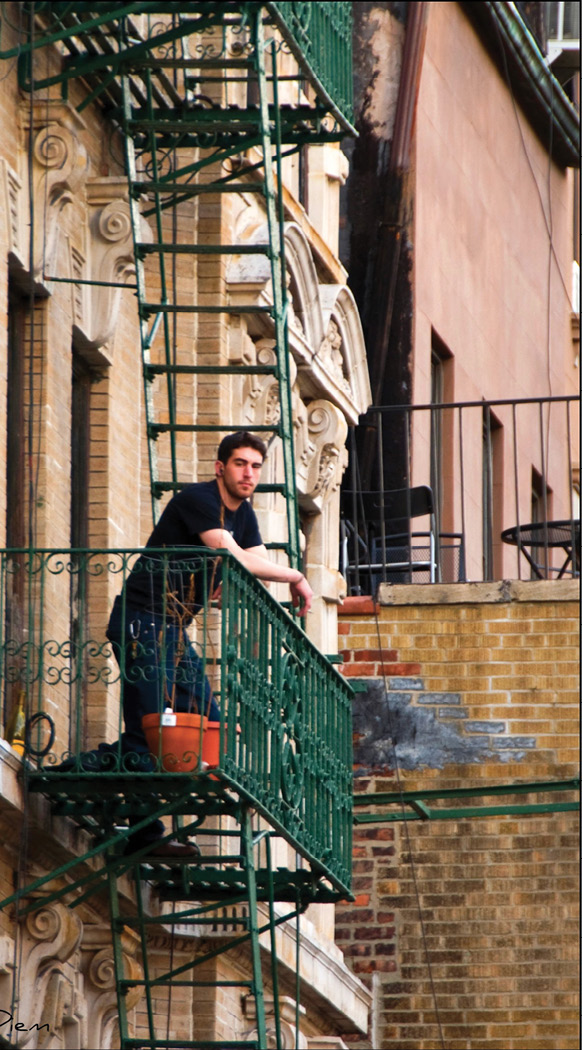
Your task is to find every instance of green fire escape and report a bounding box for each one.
[0,4,355,1048]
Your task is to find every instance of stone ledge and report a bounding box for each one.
[265,903,372,1034]
[0,739,24,813]
[0,743,99,866]
[375,579,580,606]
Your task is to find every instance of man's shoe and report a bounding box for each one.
[148,838,201,858]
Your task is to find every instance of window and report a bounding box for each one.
[531,466,553,524]
[298,145,309,211]
[430,348,444,524]
[482,408,504,581]
[6,284,26,550]
[544,1,580,43]
[430,332,454,579]
[69,351,95,748]
[531,466,553,579]
[544,2,580,91]
[71,353,92,550]
[4,284,28,731]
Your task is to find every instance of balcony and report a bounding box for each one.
[269,1,353,125]
[342,395,580,592]
[17,3,354,131]
[0,547,352,898]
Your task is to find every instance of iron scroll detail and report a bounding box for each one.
[279,651,304,809]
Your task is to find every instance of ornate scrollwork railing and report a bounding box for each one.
[0,547,352,890]
[269,1,353,124]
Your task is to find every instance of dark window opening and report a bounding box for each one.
[71,354,92,551]
[430,332,455,580]
[69,351,95,749]
[4,284,30,732]
[6,285,26,550]
[482,408,504,581]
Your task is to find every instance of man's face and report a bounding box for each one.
[217,446,264,502]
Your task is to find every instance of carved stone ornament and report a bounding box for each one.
[9,902,85,1048]
[72,177,149,358]
[226,219,371,423]
[304,400,348,509]
[318,285,372,420]
[293,388,316,495]
[16,102,151,358]
[0,159,24,262]
[29,115,89,283]
[316,319,351,395]
[81,922,144,1049]
[243,994,308,1050]
[241,339,299,433]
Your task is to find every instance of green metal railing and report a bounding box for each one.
[269,1,353,125]
[353,780,580,822]
[8,2,354,129]
[0,547,353,894]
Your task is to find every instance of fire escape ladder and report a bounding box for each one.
[118,7,301,567]
[106,806,277,1050]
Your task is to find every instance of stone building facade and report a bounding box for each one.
[0,5,371,1047]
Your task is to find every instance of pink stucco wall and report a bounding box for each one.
[411,3,578,580]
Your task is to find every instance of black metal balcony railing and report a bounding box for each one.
[0,548,353,895]
[342,395,580,592]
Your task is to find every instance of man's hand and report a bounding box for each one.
[200,528,313,614]
[290,573,313,617]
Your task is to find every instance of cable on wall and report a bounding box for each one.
[370,603,446,1050]
[490,9,574,500]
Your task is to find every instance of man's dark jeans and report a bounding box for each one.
[103,595,220,848]
[106,594,220,756]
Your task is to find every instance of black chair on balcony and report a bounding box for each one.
[371,485,437,584]
[341,485,437,591]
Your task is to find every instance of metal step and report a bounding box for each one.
[140,303,275,316]
[135,242,272,256]
[130,181,266,195]
[144,363,277,376]
[147,422,281,436]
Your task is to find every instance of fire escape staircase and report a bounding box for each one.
[0,5,355,1049]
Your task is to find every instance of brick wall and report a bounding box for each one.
[337,582,579,1050]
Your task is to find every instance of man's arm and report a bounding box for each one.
[199,529,313,616]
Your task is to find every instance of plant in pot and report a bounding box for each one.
[141,591,221,773]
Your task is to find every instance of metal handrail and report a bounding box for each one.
[269,1,354,126]
[366,394,580,412]
[342,395,579,588]
[0,546,352,894]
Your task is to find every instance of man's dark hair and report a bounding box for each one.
[217,431,267,465]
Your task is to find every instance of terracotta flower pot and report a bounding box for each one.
[142,711,210,773]
[201,721,221,768]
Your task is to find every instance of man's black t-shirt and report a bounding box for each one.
[124,480,262,618]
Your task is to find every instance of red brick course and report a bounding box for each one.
[341,661,421,677]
